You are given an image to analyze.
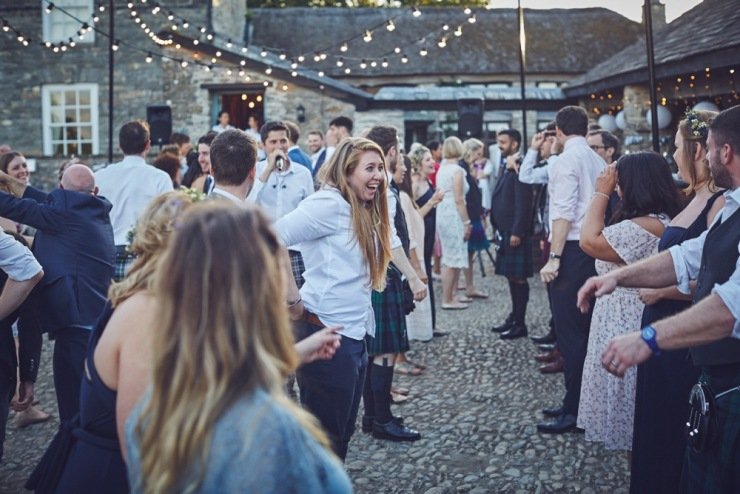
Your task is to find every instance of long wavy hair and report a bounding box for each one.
[611,152,683,224]
[135,203,330,494]
[316,137,391,290]
[676,109,718,195]
[107,191,194,307]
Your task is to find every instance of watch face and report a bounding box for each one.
[643,326,655,339]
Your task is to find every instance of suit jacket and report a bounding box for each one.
[0,186,115,333]
[490,168,534,237]
[288,147,313,172]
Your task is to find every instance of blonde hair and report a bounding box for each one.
[408,145,430,172]
[317,137,392,290]
[677,110,718,195]
[136,203,330,493]
[107,191,194,307]
[462,138,484,164]
[442,136,464,160]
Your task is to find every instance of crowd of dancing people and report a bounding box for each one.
[0,103,738,493]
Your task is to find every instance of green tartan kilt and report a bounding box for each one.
[367,265,410,356]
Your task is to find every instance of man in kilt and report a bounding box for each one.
[363,126,427,442]
[580,105,740,492]
[490,129,534,340]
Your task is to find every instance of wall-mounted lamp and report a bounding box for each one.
[296,104,306,123]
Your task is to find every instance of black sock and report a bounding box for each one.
[370,363,394,424]
[362,362,374,419]
[513,282,530,326]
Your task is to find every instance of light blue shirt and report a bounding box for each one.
[126,388,352,494]
[518,148,557,185]
[669,187,740,338]
[250,159,315,221]
[0,230,42,281]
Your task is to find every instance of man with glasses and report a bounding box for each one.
[587,130,620,165]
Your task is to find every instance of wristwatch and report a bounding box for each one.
[549,252,561,260]
[640,325,661,356]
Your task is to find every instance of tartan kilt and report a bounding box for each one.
[680,368,740,493]
[494,232,533,279]
[367,265,410,356]
[288,250,305,289]
[114,247,136,282]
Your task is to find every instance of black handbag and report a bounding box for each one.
[401,279,416,315]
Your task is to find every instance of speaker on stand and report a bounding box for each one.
[457,99,484,139]
[146,105,172,147]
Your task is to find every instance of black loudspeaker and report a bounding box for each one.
[146,105,172,146]
[458,99,483,139]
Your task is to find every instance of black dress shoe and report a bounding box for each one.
[500,325,528,340]
[537,413,579,434]
[541,405,563,417]
[537,343,556,353]
[491,314,515,333]
[361,415,404,433]
[530,331,556,344]
[372,419,421,441]
[432,330,448,337]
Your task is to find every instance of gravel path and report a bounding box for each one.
[0,263,630,493]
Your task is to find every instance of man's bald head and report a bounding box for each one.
[61,164,97,194]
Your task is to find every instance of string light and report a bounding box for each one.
[412,7,421,17]
[419,47,428,57]
[45,2,55,14]
[145,52,153,63]
[386,20,395,32]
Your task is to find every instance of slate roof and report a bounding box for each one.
[248,7,643,79]
[564,0,740,95]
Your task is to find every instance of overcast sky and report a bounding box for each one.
[495,0,702,22]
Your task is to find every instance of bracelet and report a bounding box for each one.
[593,191,611,200]
[287,297,302,308]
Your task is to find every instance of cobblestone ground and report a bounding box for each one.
[0,263,630,493]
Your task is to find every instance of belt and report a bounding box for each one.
[303,310,324,328]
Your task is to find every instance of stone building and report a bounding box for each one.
[563,0,740,156]
[0,1,644,185]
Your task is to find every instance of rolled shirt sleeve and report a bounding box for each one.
[716,244,740,338]
[0,231,42,281]
[548,162,579,223]
[668,230,707,295]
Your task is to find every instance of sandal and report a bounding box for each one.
[441,303,468,310]
[395,362,422,376]
[466,290,489,299]
[391,392,409,404]
[392,386,410,396]
[457,296,473,303]
[15,407,52,429]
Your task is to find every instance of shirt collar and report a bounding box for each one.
[725,187,740,208]
[211,187,246,204]
[563,135,588,150]
[120,155,147,166]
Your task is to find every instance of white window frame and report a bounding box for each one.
[42,0,95,44]
[42,83,99,157]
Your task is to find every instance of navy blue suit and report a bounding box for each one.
[289,147,313,172]
[0,186,115,422]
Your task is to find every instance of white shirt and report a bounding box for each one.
[245,128,262,144]
[519,149,558,185]
[211,124,235,134]
[547,136,605,241]
[669,187,740,337]
[0,230,42,281]
[386,173,403,250]
[275,188,374,340]
[95,156,173,245]
[250,161,314,221]
[210,186,249,206]
[310,147,326,168]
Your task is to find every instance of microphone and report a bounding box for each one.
[276,156,285,171]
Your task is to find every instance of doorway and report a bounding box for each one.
[209,89,265,131]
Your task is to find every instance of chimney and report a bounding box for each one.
[643,0,666,27]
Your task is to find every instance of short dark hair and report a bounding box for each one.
[260,120,291,143]
[366,125,398,156]
[556,106,589,137]
[308,130,324,139]
[218,110,228,118]
[588,123,602,132]
[170,132,190,146]
[329,116,353,135]
[283,121,301,144]
[209,129,257,186]
[612,152,682,224]
[426,140,441,152]
[709,105,740,155]
[545,121,557,132]
[593,130,620,156]
[119,120,150,155]
[197,131,218,147]
[498,129,522,147]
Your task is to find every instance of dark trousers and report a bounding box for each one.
[424,257,436,328]
[52,327,90,423]
[296,323,368,461]
[549,241,595,416]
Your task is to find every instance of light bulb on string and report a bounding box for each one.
[419,47,428,57]
[394,46,401,54]
[260,49,268,57]
[112,39,120,51]
[454,26,463,37]
[279,51,287,60]
[438,37,447,48]
[340,43,348,52]
[345,67,351,74]
[297,55,305,62]
[386,20,395,32]
[382,58,389,68]
[265,67,272,75]
[412,7,421,17]
[468,15,476,24]
[226,39,233,48]
[145,52,153,63]
[182,21,189,29]
[336,58,344,67]
[363,30,373,43]
[360,59,367,69]
[401,54,409,63]
[318,71,325,77]
[241,47,247,53]
[464,7,471,15]
[290,60,298,69]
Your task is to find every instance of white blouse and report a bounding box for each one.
[274,187,374,340]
